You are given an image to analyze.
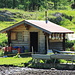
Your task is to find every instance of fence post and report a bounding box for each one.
[32,46,33,54]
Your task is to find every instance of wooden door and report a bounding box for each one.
[30,32,38,52]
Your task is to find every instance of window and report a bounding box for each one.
[11,32,23,41]
[11,32,16,40]
[17,32,23,41]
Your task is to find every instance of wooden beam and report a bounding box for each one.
[63,33,65,51]
[46,34,49,54]
[6,31,11,46]
[43,32,49,54]
[24,23,29,30]
[43,32,49,36]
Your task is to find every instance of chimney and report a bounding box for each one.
[45,10,48,23]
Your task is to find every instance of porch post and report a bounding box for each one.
[47,35,49,51]
[45,35,47,53]
[63,33,65,51]
[46,34,49,54]
[6,31,11,47]
[44,32,49,54]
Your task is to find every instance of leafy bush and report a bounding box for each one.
[0,49,4,57]
[48,16,62,25]
[0,33,7,46]
[65,40,74,48]
[62,13,73,21]
[60,18,73,27]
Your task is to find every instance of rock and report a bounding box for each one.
[0,10,15,21]
[52,12,62,17]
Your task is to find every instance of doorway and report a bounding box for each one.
[30,32,38,52]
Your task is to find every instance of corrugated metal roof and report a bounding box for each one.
[25,20,74,34]
[0,20,74,34]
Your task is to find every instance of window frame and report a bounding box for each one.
[17,32,23,41]
[11,31,24,41]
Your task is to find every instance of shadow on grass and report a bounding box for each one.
[26,59,75,70]
[0,64,17,67]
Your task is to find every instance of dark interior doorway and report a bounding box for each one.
[30,32,38,52]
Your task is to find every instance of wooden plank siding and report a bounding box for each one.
[49,42,63,50]
[10,23,45,53]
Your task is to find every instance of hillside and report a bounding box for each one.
[0,8,75,46]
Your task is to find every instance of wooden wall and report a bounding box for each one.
[49,39,63,50]
[10,23,45,53]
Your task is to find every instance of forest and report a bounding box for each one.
[0,0,75,10]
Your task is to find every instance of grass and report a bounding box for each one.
[0,57,32,67]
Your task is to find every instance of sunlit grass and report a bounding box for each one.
[0,57,32,66]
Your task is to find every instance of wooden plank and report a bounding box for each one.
[0,20,25,33]
[6,52,32,56]
[7,31,11,46]
[32,54,50,60]
[11,32,16,40]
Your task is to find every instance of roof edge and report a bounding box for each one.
[0,20,25,33]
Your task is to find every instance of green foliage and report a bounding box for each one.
[17,5,25,10]
[0,33,7,46]
[60,18,73,26]
[0,0,74,10]
[59,59,67,63]
[13,53,21,58]
[0,49,4,57]
[65,40,74,48]
[48,16,62,25]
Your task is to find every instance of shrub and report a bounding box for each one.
[65,40,74,48]
[48,16,62,25]
[0,49,4,57]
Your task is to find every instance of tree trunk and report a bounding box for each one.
[13,0,15,9]
[74,0,75,3]
[5,0,7,8]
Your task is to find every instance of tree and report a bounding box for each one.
[0,0,72,10]
[0,0,7,8]
[71,0,75,9]
[50,0,70,9]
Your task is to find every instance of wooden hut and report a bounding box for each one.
[0,20,74,53]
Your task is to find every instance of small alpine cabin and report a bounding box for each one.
[0,20,74,54]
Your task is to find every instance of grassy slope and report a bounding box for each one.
[48,10,75,32]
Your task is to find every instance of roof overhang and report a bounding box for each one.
[0,20,25,33]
